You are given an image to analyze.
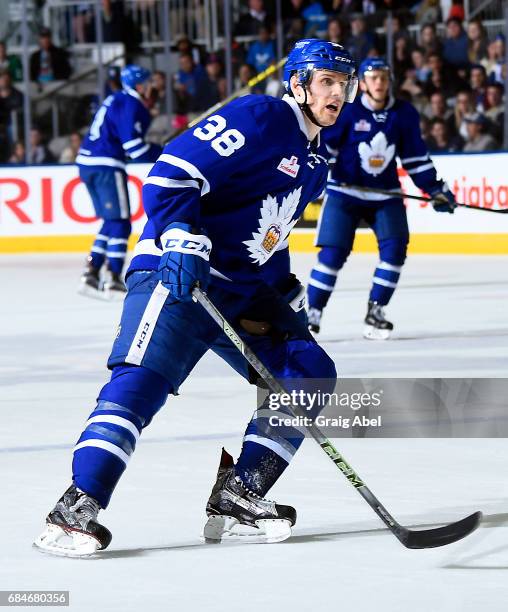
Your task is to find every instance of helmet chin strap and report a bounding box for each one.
[297,85,327,129]
[364,84,389,107]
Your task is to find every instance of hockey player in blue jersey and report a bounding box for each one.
[34,40,359,556]
[77,64,161,300]
[307,58,457,339]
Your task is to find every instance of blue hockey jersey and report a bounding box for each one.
[76,88,159,170]
[323,93,443,202]
[128,94,329,294]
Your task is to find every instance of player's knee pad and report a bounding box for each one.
[318,245,350,271]
[102,219,132,239]
[378,237,408,267]
[264,338,337,381]
[97,364,171,428]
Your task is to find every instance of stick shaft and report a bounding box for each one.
[192,287,403,533]
[189,57,287,128]
[339,183,508,214]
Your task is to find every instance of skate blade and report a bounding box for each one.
[77,282,107,301]
[33,523,101,558]
[363,324,391,341]
[203,515,292,544]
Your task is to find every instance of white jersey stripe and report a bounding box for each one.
[400,154,429,164]
[122,137,142,150]
[157,154,210,195]
[115,171,129,219]
[329,185,400,201]
[125,281,170,365]
[373,276,398,288]
[129,144,150,159]
[132,239,162,257]
[108,238,128,245]
[85,415,141,441]
[308,278,335,292]
[314,262,339,276]
[76,154,126,169]
[377,261,402,273]
[407,162,434,175]
[144,176,200,190]
[243,434,295,463]
[73,439,131,464]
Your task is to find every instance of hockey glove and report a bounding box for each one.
[430,184,457,214]
[158,222,211,302]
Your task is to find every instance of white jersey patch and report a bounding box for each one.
[358,131,395,176]
[243,186,302,265]
[354,119,372,132]
[277,155,300,178]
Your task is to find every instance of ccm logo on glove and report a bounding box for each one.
[161,226,212,259]
[158,223,212,302]
[163,237,212,257]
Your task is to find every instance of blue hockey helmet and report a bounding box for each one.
[283,39,358,103]
[358,57,391,81]
[120,64,151,90]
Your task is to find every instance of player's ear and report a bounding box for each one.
[290,75,306,104]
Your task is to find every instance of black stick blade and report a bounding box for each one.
[398,511,482,549]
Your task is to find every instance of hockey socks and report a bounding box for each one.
[369,260,402,305]
[235,440,292,497]
[308,245,349,312]
[72,366,170,508]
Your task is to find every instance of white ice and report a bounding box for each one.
[1,252,508,611]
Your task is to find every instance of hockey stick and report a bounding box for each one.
[189,57,287,128]
[192,286,482,549]
[339,183,508,214]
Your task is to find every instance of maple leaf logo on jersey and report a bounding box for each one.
[358,132,395,176]
[243,187,302,265]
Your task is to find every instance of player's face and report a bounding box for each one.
[136,81,150,100]
[361,70,390,101]
[305,70,350,126]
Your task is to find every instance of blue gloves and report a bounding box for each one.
[430,184,457,214]
[158,222,211,302]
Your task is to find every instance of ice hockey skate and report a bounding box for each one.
[103,269,127,301]
[77,257,103,299]
[363,300,393,340]
[34,485,111,557]
[307,307,322,333]
[204,449,296,544]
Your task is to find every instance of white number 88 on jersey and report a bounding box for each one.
[193,115,245,157]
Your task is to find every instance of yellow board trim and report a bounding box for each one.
[288,232,508,255]
[0,234,141,253]
[0,232,507,255]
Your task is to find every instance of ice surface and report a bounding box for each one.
[1,253,507,611]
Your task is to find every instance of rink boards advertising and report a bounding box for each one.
[0,152,507,254]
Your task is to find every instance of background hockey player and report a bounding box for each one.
[307,58,457,339]
[77,64,161,300]
[34,40,358,556]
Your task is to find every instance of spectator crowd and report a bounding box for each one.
[0,0,506,164]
